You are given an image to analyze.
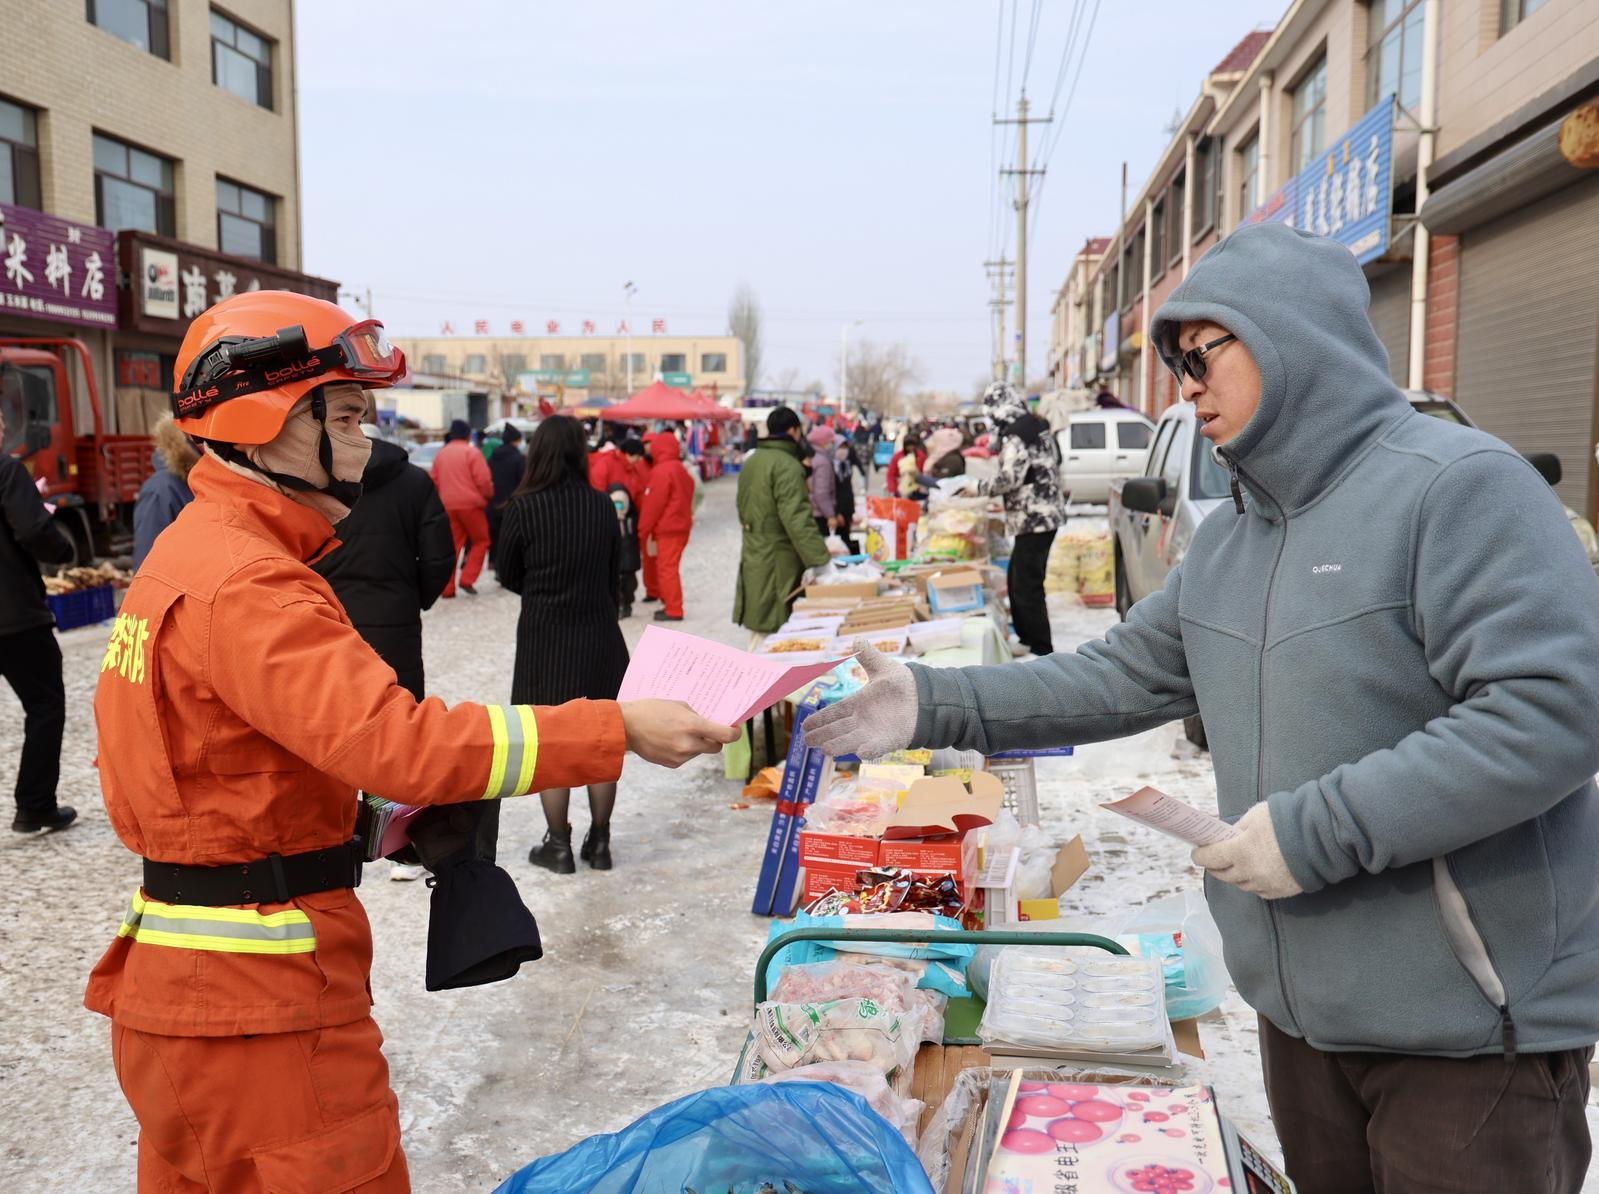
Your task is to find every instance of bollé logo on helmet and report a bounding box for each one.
[175,386,219,416]
[264,354,324,385]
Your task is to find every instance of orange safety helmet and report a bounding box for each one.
[172,291,405,445]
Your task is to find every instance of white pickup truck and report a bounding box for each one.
[1108,392,1474,747]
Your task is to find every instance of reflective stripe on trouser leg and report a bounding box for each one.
[482,705,540,799]
[118,890,317,954]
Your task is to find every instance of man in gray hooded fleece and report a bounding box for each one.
[805,222,1599,1191]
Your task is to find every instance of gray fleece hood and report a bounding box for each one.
[1152,222,1411,516]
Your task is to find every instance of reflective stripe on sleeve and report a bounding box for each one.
[118,890,317,955]
[482,705,540,799]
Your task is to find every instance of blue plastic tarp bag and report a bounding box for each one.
[492,1081,934,1194]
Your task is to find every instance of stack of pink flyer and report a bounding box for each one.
[617,626,853,724]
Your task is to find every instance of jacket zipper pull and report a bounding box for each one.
[1228,462,1245,514]
[1500,1004,1517,1063]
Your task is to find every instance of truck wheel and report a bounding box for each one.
[1114,551,1131,621]
[55,508,93,568]
[1183,715,1209,752]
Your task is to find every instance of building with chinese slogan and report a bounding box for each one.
[1049,0,1599,519]
[0,0,336,436]
[392,328,746,411]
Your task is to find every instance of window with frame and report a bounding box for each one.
[1236,133,1260,222]
[216,178,276,263]
[421,354,447,374]
[1167,174,1185,263]
[1501,0,1551,31]
[1118,421,1152,450]
[0,97,42,211]
[87,0,169,58]
[1367,0,1425,113]
[1131,227,1146,291]
[701,352,727,373]
[539,354,566,371]
[93,133,175,235]
[1290,56,1329,174]
[579,353,606,372]
[660,353,687,372]
[1194,140,1216,234]
[500,353,527,376]
[211,10,274,109]
[618,352,646,374]
[462,354,487,375]
[1151,201,1166,278]
[1070,421,1107,450]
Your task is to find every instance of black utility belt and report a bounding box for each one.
[142,839,363,906]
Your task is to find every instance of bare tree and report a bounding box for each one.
[770,365,804,395]
[841,340,924,416]
[728,283,763,397]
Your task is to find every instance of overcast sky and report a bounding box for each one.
[298,1,1284,395]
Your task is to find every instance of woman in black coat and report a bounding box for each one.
[314,437,455,695]
[497,416,630,873]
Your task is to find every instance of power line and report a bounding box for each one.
[1038,0,1087,126]
[1020,0,1045,93]
[1027,0,1104,242]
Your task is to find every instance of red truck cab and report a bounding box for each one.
[1,337,153,561]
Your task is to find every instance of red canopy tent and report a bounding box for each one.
[688,389,738,421]
[599,380,702,422]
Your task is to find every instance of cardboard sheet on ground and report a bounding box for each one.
[1099,784,1238,846]
[618,625,853,724]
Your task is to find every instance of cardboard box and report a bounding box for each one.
[797,830,881,867]
[803,581,879,599]
[879,835,964,875]
[885,772,1005,840]
[927,569,986,615]
[800,860,862,901]
[979,835,1091,926]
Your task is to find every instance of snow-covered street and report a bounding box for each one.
[4,477,1597,1190]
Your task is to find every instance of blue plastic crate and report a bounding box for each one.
[48,584,116,631]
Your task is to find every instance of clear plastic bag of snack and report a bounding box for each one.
[751,997,918,1077]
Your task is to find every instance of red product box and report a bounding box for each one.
[878,836,964,876]
[801,861,863,901]
[797,831,881,867]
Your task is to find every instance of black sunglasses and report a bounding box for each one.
[1175,333,1237,382]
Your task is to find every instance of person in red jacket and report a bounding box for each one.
[637,431,694,622]
[429,419,493,596]
[588,436,630,497]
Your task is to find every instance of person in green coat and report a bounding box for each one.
[734,407,837,635]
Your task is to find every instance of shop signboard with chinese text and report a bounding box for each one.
[1241,94,1395,265]
[521,369,591,387]
[661,371,693,388]
[1099,310,1118,373]
[115,230,339,337]
[0,203,116,328]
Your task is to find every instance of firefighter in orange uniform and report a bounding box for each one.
[85,291,739,1192]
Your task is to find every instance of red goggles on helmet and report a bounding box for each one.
[173,319,407,420]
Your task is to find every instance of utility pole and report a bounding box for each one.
[997,95,1050,389]
[983,257,1013,382]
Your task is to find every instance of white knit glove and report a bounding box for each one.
[1191,804,1302,899]
[802,643,918,760]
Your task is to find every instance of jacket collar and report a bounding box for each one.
[187,453,339,564]
[757,436,802,459]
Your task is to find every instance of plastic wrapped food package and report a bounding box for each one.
[750,997,918,1077]
[979,949,1169,1052]
[759,1060,925,1148]
[771,961,948,1045]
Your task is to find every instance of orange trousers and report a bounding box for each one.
[112,1016,409,1192]
[652,532,689,617]
[444,506,490,595]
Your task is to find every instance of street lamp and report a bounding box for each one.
[623,281,637,395]
[839,319,863,411]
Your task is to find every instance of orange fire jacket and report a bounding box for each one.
[85,455,626,1037]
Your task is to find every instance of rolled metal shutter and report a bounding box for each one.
[1366,267,1412,387]
[1455,175,1599,516]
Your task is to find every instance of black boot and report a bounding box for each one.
[580,825,612,870]
[527,825,576,874]
[12,805,76,834]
